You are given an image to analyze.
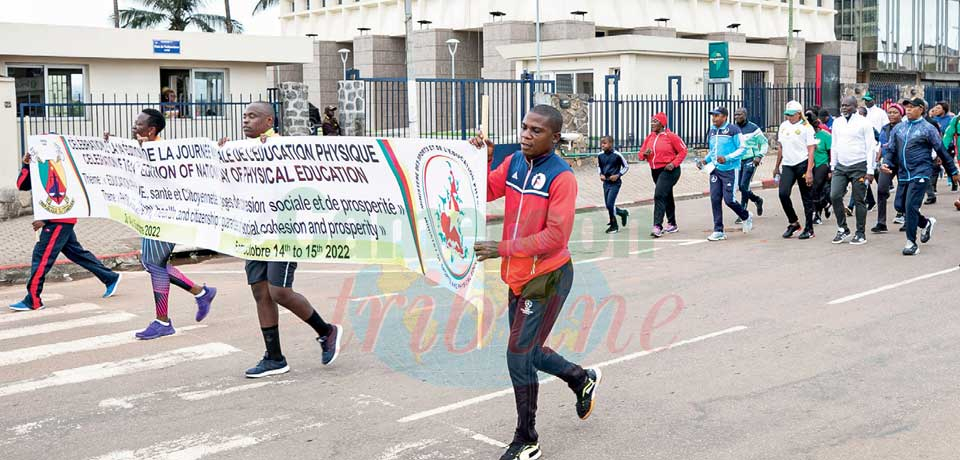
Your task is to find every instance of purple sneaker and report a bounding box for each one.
[664,224,679,234]
[135,320,175,340]
[195,285,217,322]
[650,225,663,238]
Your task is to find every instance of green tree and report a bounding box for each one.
[114,0,243,33]
[252,0,279,15]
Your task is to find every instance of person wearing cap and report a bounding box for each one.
[638,112,687,237]
[699,106,752,241]
[829,96,877,245]
[818,109,834,133]
[872,103,904,233]
[773,101,817,239]
[321,105,343,136]
[881,97,960,255]
[863,91,890,133]
[732,107,767,220]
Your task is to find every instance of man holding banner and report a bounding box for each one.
[106,108,219,340]
[471,105,601,460]
[220,102,342,378]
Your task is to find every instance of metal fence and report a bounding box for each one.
[924,86,960,111]
[18,93,282,155]
[589,94,743,152]
[355,77,555,145]
[741,83,818,130]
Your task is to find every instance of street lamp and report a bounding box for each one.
[338,48,350,80]
[446,38,460,78]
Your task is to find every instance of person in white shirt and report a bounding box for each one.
[864,91,890,133]
[774,101,817,240]
[830,96,877,245]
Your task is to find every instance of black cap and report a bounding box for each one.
[709,107,729,116]
[901,97,927,108]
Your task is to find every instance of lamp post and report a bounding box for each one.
[338,48,350,80]
[446,38,460,79]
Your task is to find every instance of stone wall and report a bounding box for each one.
[550,94,590,153]
[842,83,923,102]
[338,80,366,136]
[280,82,311,136]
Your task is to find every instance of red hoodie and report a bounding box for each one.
[638,112,688,169]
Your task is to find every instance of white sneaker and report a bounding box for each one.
[707,231,727,241]
[741,212,754,233]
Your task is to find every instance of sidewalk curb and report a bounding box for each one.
[0,247,213,286]
[486,179,778,223]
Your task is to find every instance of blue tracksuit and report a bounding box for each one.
[597,149,629,225]
[705,122,749,231]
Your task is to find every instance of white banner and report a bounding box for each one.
[27,134,486,300]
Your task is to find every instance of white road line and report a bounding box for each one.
[677,240,708,246]
[453,426,508,448]
[629,247,663,255]
[0,325,207,367]
[396,325,748,423]
[573,256,612,265]
[0,312,137,342]
[0,293,65,308]
[376,440,442,460]
[351,293,400,302]
[90,435,260,460]
[178,380,294,401]
[828,266,960,305]
[0,343,239,399]
[0,303,101,324]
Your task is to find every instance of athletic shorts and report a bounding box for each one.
[245,261,297,288]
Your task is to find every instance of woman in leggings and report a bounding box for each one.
[638,112,688,237]
[807,111,832,225]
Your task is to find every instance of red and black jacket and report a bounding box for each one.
[487,151,576,295]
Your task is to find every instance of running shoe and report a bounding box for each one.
[824,202,832,219]
[756,197,764,216]
[921,217,937,244]
[135,320,175,340]
[575,368,602,420]
[849,232,867,245]
[707,232,727,241]
[893,213,904,225]
[618,209,629,227]
[925,196,937,205]
[871,223,888,234]
[8,301,43,311]
[735,217,742,225]
[782,223,801,239]
[741,213,754,233]
[903,241,920,256]
[845,206,853,216]
[664,224,679,234]
[499,442,541,460]
[953,182,958,192]
[102,273,121,298]
[195,285,217,322]
[245,353,290,378]
[798,229,815,240]
[319,324,342,365]
[832,227,852,244]
[867,202,876,212]
[650,225,663,238]
[814,214,823,225]
[605,225,619,234]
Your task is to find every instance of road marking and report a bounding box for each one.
[178,380,294,401]
[629,247,663,255]
[828,266,960,305]
[0,293,64,309]
[90,435,260,460]
[376,439,442,460]
[0,325,207,367]
[573,256,611,265]
[677,240,708,246]
[0,312,137,342]
[351,293,400,302]
[0,302,101,324]
[453,426,508,448]
[396,325,748,423]
[0,343,239,399]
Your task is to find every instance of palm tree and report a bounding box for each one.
[224,0,234,33]
[116,0,243,33]
[113,0,120,28]
[252,0,279,15]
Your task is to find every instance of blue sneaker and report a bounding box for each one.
[318,324,342,365]
[245,354,290,378]
[195,285,217,322]
[9,300,43,311]
[135,320,175,340]
[103,274,122,298]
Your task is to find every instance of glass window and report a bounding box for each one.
[193,70,226,116]
[7,65,86,117]
[556,73,574,93]
[576,72,594,95]
[46,68,85,117]
[8,66,45,116]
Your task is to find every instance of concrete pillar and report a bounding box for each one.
[411,29,481,79]
[805,41,858,84]
[765,37,806,85]
[302,41,353,110]
[540,20,596,41]
[266,64,304,88]
[352,35,407,78]
[0,77,24,220]
[338,80,366,136]
[703,32,747,43]
[482,21,536,80]
[627,27,677,38]
[280,82,311,136]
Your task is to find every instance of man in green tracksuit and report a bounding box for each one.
[733,108,768,219]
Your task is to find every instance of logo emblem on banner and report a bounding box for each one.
[417,147,480,289]
[33,140,75,215]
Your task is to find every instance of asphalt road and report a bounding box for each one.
[2,186,960,460]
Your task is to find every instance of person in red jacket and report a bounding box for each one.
[638,112,688,237]
[10,152,121,311]
[471,105,601,460]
